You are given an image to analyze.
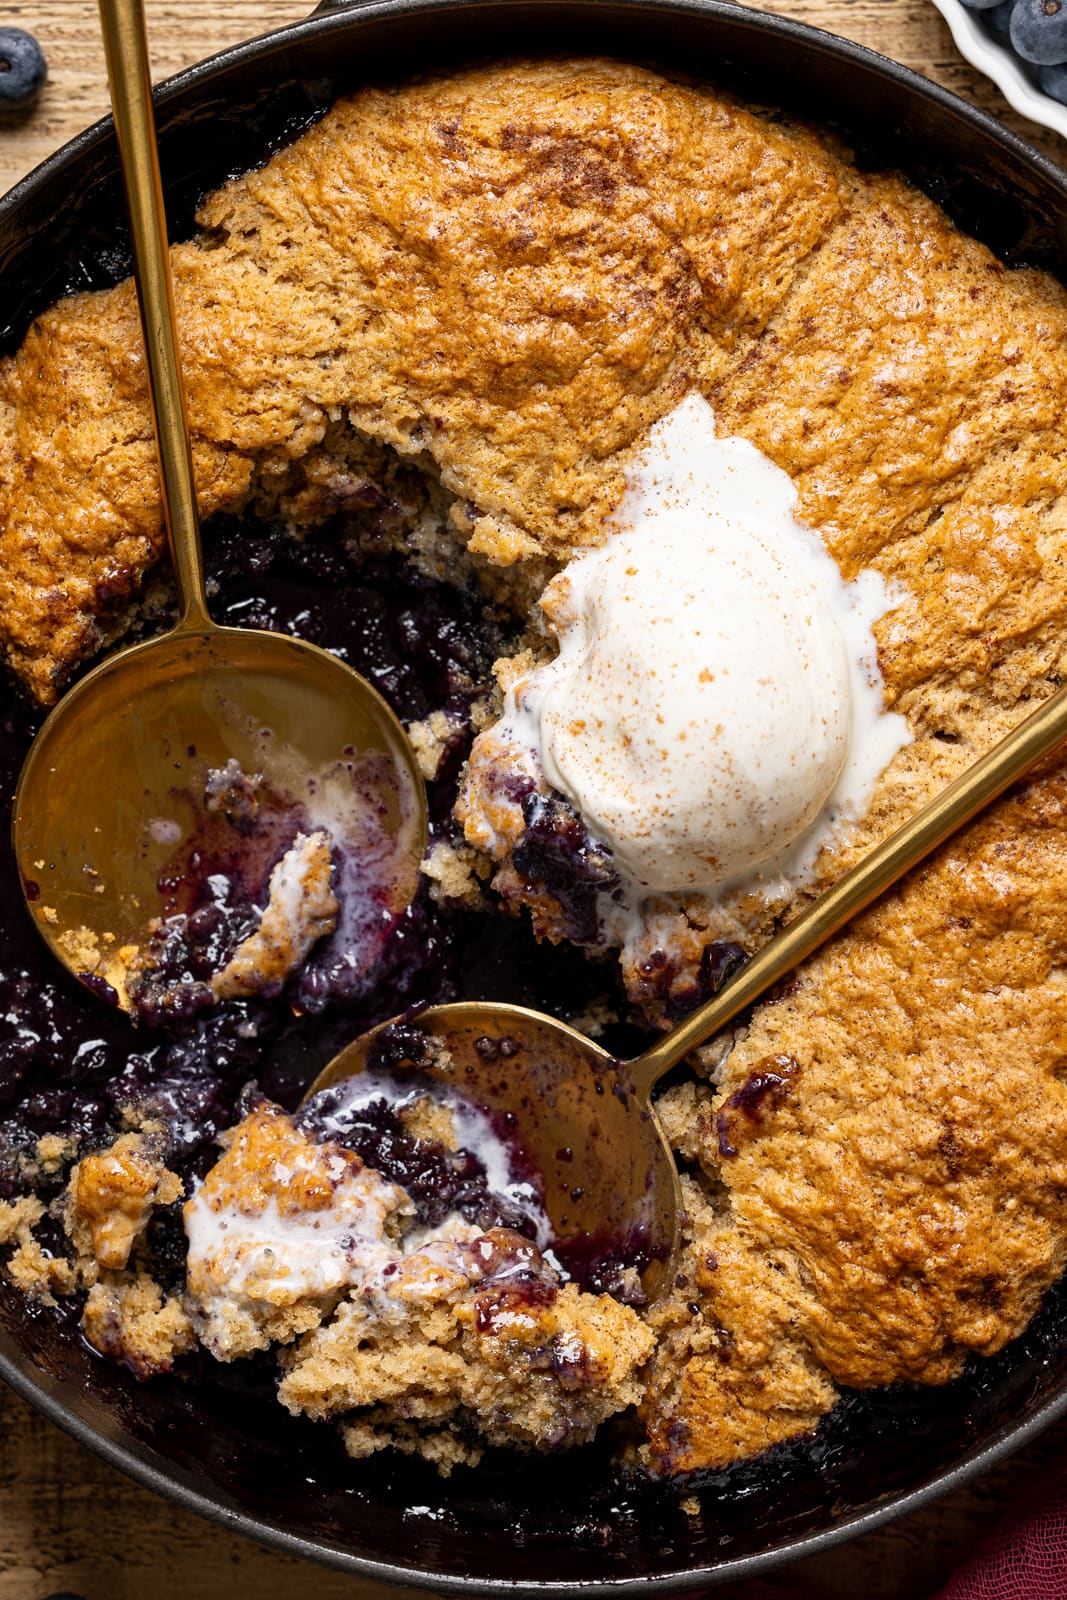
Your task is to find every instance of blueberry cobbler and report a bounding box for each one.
[2,58,1067,1479]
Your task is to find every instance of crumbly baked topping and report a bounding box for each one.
[182,1103,652,1466]
[82,1272,197,1379]
[183,1104,412,1359]
[281,1269,654,1473]
[210,830,339,1000]
[68,1133,182,1272]
[0,59,842,703]
[0,57,1066,1482]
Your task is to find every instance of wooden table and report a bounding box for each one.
[0,3,1065,1596]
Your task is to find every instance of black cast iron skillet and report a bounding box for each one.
[3,0,1067,1589]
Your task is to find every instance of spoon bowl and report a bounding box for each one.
[13,624,426,1010]
[305,1001,682,1303]
[11,0,428,1011]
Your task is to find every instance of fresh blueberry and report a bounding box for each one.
[0,28,46,108]
[959,0,1011,9]
[1011,0,1067,64]
[987,1,1016,31]
[1039,57,1067,96]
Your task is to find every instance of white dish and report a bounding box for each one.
[931,0,1067,139]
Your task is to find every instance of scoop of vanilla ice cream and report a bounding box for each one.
[505,394,906,895]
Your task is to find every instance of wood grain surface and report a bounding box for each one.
[0,3,1065,1597]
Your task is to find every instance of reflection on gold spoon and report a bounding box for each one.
[12,0,427,1010]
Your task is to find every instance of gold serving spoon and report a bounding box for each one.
[306,681,1067,1303]
[11,0,427,1010]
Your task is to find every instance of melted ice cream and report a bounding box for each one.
[502,394,910,896]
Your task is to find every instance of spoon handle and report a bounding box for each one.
[98,0,211,632]
[632,679,1067,1090]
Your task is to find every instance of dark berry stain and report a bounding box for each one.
[512,791,618,946]
[551,1221,663,1307]
[633,938,747,1022]
[716,1055,801,1159]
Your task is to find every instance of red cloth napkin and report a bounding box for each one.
[934,1458,1067,1600]
[727,1457,1067,1599]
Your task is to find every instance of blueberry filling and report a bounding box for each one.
[299,1077,541,1237]
[630,938,747,1023]
[0,513,641,1279]
[512,790,620,946]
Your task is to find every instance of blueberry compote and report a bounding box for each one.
[128,772,311,1026]
[299,1060,549,1242]
[0,513,640,1286]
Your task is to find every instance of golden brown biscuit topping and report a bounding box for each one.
[3,57,1067,1484]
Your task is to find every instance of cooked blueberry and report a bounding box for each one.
[366,1020,442,1073]
[300,1078,541,1236]
[1011,0,1067,63]
[0,28,46,107]
[513,790,618,946]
